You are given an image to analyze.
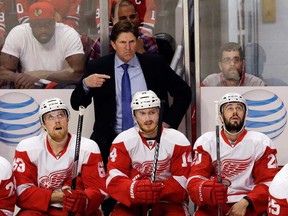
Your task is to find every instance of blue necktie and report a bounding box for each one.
[121,63,134,131]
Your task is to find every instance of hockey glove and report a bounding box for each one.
[63,189,87,214]
[130,179,164,205]
[198,179,228,206]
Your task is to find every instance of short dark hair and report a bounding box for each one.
[111,0,136,18]
[110,20,138,42]
[219,42,243,61]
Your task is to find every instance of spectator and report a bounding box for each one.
[12,97,106,215]
[15,0,94,67]
[15,0,81,31]
[0,2,85,89]
[201,42,266,86]
[106,90,191,215]
[268,163,288,215]
[95,0,157,35]
[0,156,17,216]
[70,20,191,215]
[187,92,279,216]
[90,0,158,60]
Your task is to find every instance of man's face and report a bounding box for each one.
[111,32,137,62]
[30,19,55,44]
[134,107,159,136]
[222,102,245,133]
[219,50,244,82]
[42,109,69,142]
[114,5,139,25]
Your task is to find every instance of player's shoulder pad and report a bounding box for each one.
[245,130,275,148]
[0,156,13,179]
[161,128,190,147]
[112,127,139,145]
[16,133,46,152]
[269,163,288,198]
[78,136,101,153]
[193,131,216,149]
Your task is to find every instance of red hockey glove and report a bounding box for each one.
[130,179,164,205]
[63,189,87,214]
[199,180,228,206]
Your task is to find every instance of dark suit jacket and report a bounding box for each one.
[70,53,191,163]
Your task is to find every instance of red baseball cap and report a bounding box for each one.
[39,0,70,17]
[29,2,55,20]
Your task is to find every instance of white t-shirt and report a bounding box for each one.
[2,23,84,73]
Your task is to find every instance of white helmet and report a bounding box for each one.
[218,92,247,114]
[131,90,160,115]
[218,92,247,135]
[39,98,70,123]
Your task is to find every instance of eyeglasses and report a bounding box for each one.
[118,14,137,21]
[221,57,242,64]
[44,111,66,121]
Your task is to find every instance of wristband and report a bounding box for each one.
[243,196,253,208]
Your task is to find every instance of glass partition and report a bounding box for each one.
[195,0,288,165]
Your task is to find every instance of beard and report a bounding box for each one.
[223,68,242,81]
[223,117,245,133]
[49,127,68,142]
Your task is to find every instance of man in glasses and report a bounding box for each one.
[12,97,106,215]
[89,0,158,60]
[201,42,266,86]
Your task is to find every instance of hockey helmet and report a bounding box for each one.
[218,92,247,114]
[131,90,160,116]
[39,98,70,123]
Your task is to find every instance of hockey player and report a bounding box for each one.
[106,90,192,215]
[268,163,288,215]
[12,98,106,215]
[187,92,279,216]
[0,156,17,216]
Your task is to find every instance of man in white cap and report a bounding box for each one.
[13,97,106,215]
[187,92,279,216]
[106,90,191,215]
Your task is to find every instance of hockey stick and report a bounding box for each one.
[147,100,165,216]
[68,105,86,216]
[214,101,222,216]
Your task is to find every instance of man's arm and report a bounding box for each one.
[46,54,85,83]
[26,54,85,84]
[158,139,191,203]
[244,146,279,214]
[0,53,39,88]
[13,150,53,211]
[81,151,106,214]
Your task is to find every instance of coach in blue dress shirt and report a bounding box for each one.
[70,20,191,167]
